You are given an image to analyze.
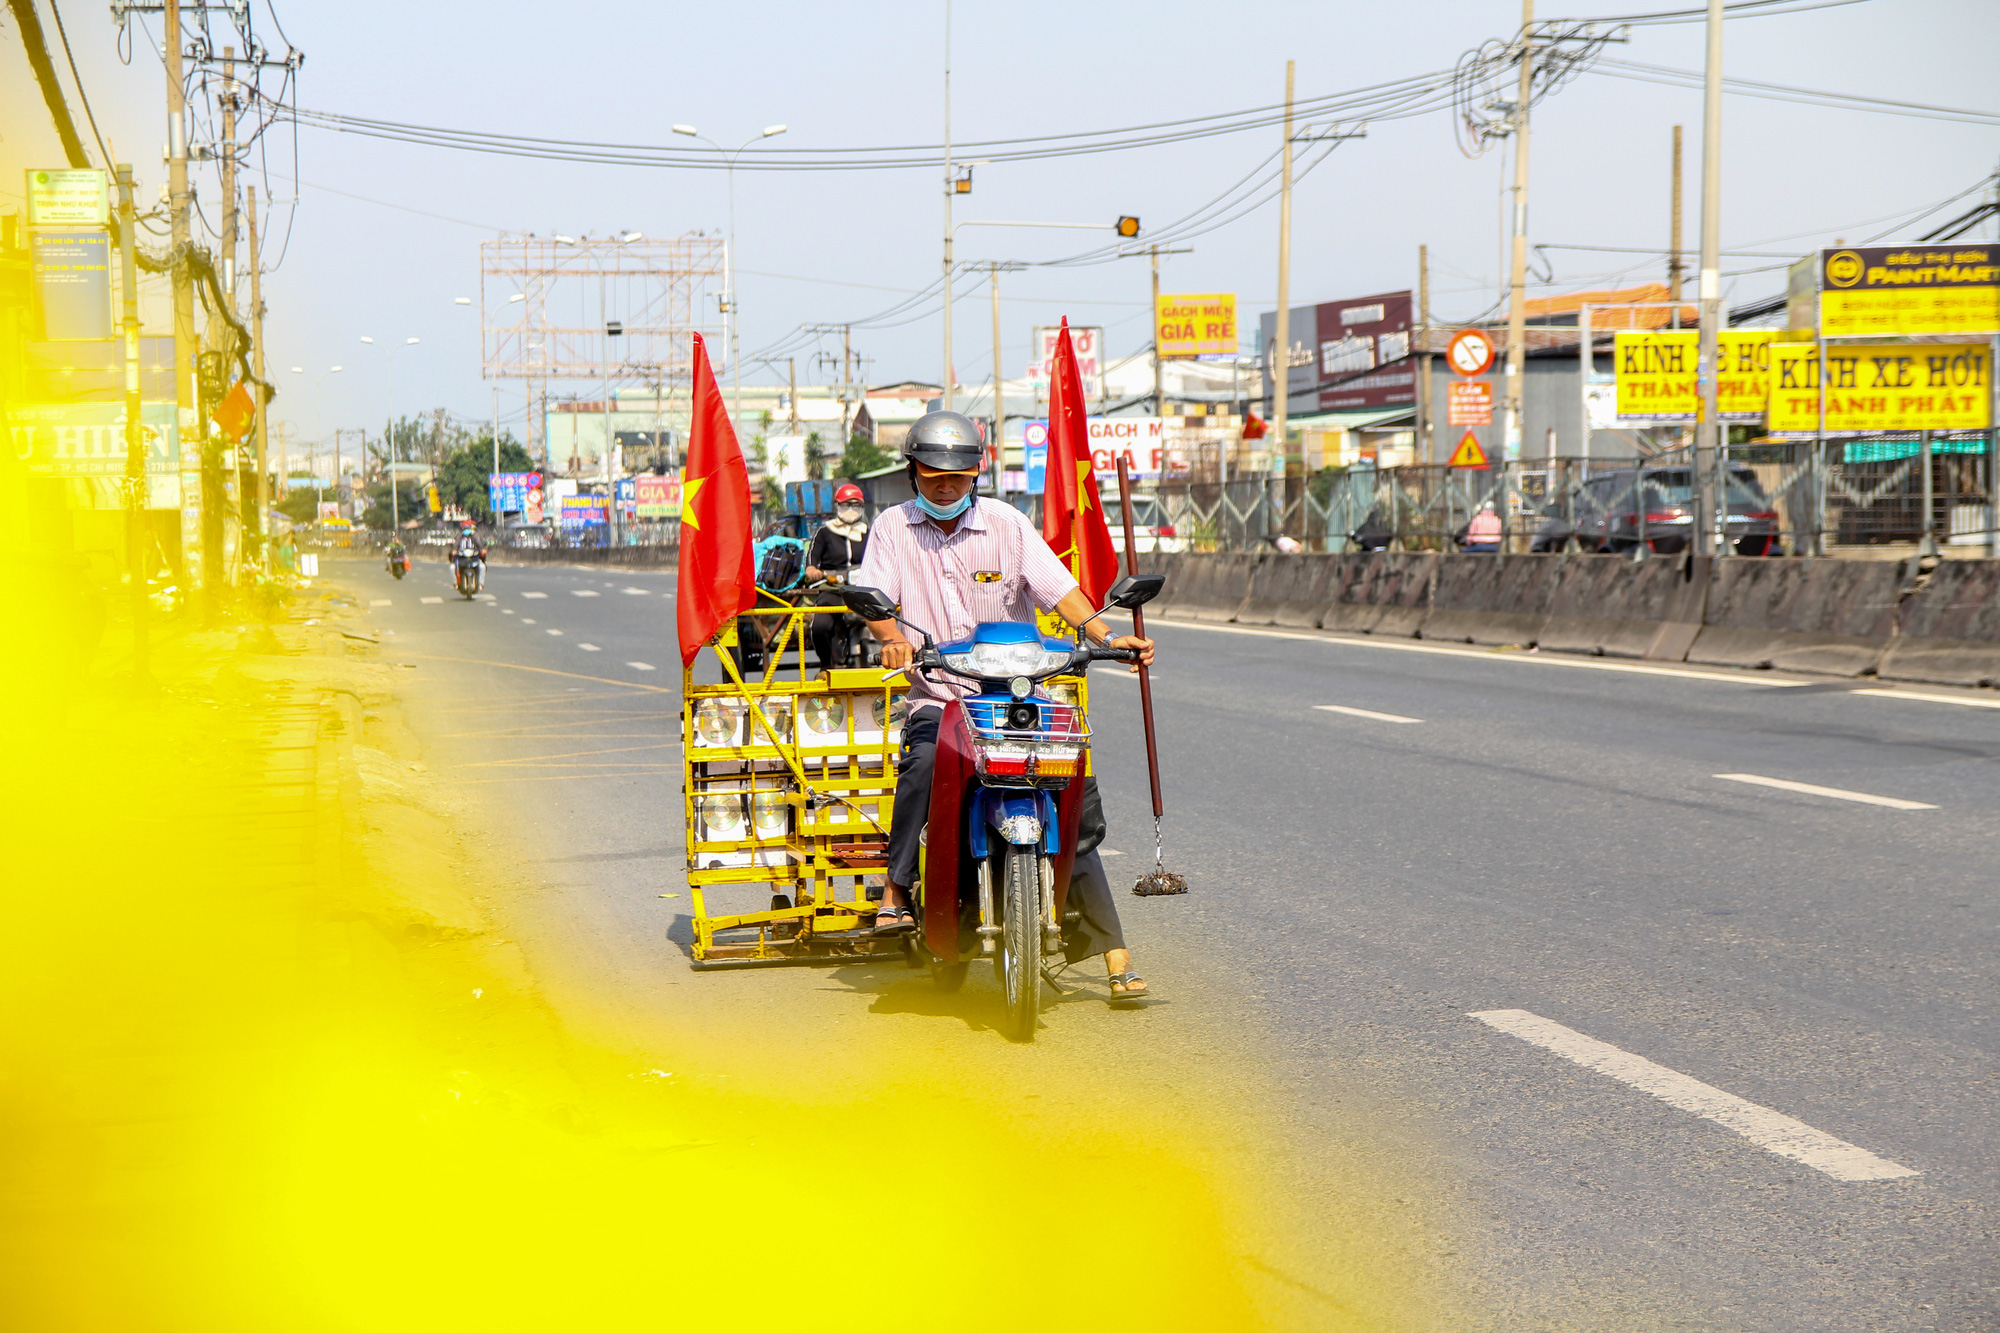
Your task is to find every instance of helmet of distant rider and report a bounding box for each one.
[833,482,864,506]
[900,410,985,473]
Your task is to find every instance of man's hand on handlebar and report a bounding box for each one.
[1104,634,1154,671]
[878,637,916,671]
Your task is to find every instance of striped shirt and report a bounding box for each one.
[854,497,1080,711]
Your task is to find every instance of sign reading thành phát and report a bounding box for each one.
[1613,330,1774,422]
[1767,342,1992,434]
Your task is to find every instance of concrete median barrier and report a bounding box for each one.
[1686,558,1902,676]
[1538,554,1711,660]
[1419,555,1561,646]
[1321,553,1435,636]
[1237,555,1338,627]
[1877,560,2000,687]
[1172,551,1262,622]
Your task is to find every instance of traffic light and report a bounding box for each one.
[1115,215,1141,238]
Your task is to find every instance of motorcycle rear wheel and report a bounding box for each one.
[996,845,1042,1041]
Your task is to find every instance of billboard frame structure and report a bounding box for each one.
[480,233,726,461]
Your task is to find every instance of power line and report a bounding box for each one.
[1590,58,2000,126]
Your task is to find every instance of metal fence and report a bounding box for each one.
[1155,434,2000,556]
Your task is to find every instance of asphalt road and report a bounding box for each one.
[335,552,1998,1331]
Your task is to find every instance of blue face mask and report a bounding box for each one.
[913,490,974,522]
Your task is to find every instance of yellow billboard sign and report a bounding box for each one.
[1817,245,2000,337]
[1155,292,1237,359]
[1767,342,1991,434]
[1614,330,1774,421]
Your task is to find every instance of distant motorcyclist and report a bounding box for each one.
[804,482,870,667]
[384,535,408,579]
[451,522,487,593]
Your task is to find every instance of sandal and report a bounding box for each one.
[1108,972,1150,1003]
[871,905,915,936]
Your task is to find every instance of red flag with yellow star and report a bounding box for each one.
[677,332,757,666]
[1040,317,1119,607]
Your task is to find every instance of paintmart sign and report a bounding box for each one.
[1155,293,1237,359]
[1766,342,1991,435]
[1817,245,2000,337]
[1614,330,1774,422]
[26,168,109,227]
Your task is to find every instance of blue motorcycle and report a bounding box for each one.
[837,574,1163,1040]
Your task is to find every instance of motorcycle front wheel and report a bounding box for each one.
[996,845,1042,1041]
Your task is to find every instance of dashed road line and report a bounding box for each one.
[621,587,651,595]
[1315,703,1423,724]
[1852,687,2000,710]
[521,618,536,625]
[578,643,601,652]
[370,598,392,607]
[1470,1009,1919,1182]
[546,628,564,636]
[420,596,442,605]
[1715,772,1936,810]
[571,589,600,597]
[521,591,547,599]
[627,662,656,671]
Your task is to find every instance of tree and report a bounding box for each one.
[434,432,535,522]
[837,431,894,479]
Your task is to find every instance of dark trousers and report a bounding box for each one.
[886,711,1127,959]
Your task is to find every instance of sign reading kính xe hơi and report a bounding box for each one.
[1766,342,1991,434]
[1614,330,1775,422]
[26,168,109,227]
[1155,293,1237,359]
[1817,245,2000,337]
[1447,380,1492,426]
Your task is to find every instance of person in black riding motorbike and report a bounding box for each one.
[804,482,870,668]
[452,522,486,593]
[384,535,408,578]
[853,410,1157,1001]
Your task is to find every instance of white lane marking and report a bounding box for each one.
[621,587,651,595]
[578,643,601,652]
[546,628,564,636]
[626,661,656,671]
[1470,1009,1919,1182]
[1852,687,2000,710]
[370,598,392,607]
[503,609,516,615]
[1101,848,1125,856]
[475,593,497,601]
[521,618,536,625]
[1150,618,1808,687]
[571,589,600,597]
[521,591,547,599]
[420,596,443,605]
[1315,703,1423,724]
[1714,773,1936,810]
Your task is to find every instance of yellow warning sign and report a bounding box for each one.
[1447,431,1489,468]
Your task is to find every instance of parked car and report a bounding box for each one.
[1532,465,1782,556]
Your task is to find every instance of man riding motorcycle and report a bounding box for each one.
[451,522,486,594]
[804,482,870,668]
[852,410,1157,1001]
[384,535,409,579]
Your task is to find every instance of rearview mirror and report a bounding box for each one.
[1104,573,1164,610]
[838,584,900,622]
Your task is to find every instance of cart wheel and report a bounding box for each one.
[930,961,969,992]
[902,936,924,968]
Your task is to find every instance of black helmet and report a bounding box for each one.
[901,410,985,471]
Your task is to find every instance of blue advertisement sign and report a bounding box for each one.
[489,471,541,513]
[1023,420,1050,495]
[559,495,608,527]
[613,476,636,516]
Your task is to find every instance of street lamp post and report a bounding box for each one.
[288,364,344,513]
[360,335,420,530]
[672,123,787,438]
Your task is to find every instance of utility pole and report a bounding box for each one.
[118,162,148,678]
[1417,243,1432,464]
[787,356,798,432]
[1667,125,1685,302]
[1270,59,1296,528]
[1151,244,1164,417]
[219,48,237,304]
[248,187,269,558]
[990,262,1005,491]
[1696,0,1724,559]
[1501,0,1535,489]
[843,324,854,450]
[165,0,200,592]
[940,0,955,411]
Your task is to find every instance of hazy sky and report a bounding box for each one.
[4,0,1996,446]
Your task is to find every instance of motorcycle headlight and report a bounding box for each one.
[942,641,1073,678]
